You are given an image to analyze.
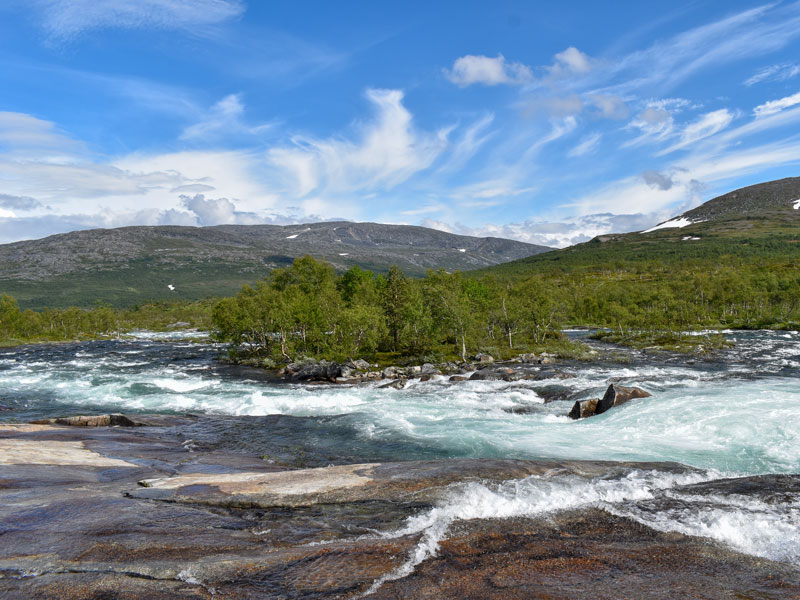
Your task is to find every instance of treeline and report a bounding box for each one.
[0,295,212,345]
[211,256,800,361]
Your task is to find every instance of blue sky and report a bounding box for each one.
[1,1,799,247]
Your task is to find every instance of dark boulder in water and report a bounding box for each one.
[30,414,144,427]
[568,399,599,420]
[595,384,651,415]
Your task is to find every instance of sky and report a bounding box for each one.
[1,1,800,247]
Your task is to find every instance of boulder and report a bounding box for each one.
[290,360,343,382]
[350,358,371,370]
[382,366,398,378]
[517,353,538,363]
[31,414,144,427]
[475,353,494,363]
[469,371,498,381]
[595,384,651,415]
[449,375,468,382]
[568,399,599,420]
[379,379,406,390]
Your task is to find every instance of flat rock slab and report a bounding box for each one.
[1,416,798,599]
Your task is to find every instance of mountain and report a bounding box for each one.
[479,176,800,278]
[0,221,551,308]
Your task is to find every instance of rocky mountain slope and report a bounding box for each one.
[0,221,550,308]
[480,176,800,277]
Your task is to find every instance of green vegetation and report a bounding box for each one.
[210,256,584,364]
[0,294,213,346]
[212,252,800,362]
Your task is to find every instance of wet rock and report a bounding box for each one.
[449,375,468,382]
[595,383,651,415]
[379,379,406,390]
[469,370,497,381]
[382,366,398,378]
[524,369,574,381]
[419,374,435,382]
[568,398,599,420]
[532,384,573,403]
[474,353,494,363]
[30,414,145,427]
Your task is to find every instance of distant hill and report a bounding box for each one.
[0,221,551,308]
[478,176,800,278]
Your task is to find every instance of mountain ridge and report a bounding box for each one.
[0,221,551,308]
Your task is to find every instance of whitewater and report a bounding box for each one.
[1,329,798,574]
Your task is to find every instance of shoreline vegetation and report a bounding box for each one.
[1,255,798,361]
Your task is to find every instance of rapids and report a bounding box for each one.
[2,329,798,571]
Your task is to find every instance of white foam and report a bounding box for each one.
[793,199,800,210]
[365,469,716,594]
[285,234,299,239]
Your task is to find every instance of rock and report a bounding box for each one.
[407,365,422,374]
[469,371,497,381]
[30,414,144,427]
[420,363,438,374]
[339,365,353,378]
[350,358,370,370]
[568,399,599,420]
[419,374,435,382]
[382,366,398,378]
[290,360,343,382]
[474,353,494,363]
[595,384,651,415]
[449,375,468,382]
[379,379,406,390]
[518,352,538,363]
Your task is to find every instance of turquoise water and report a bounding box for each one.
[1,330,798,570]
[1,330,797,475]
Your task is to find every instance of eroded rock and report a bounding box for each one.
[568,398,599,420]
[595,383,651,415]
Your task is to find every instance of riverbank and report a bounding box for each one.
[1,416,798,599]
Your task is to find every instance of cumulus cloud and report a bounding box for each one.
[753,91,800,118]
[267,88,448,197]
[31,0,244,40]
[178,193,262,226]
[421,211,670,249]
[548,46,594,77]
[445,54,533,86]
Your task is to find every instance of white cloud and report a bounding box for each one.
[32,0,244,39]
[0,111,85,159]
[567,133,601,157]
[753,91,800,118]
[586,95,629,119]
[744,63,800,86]
[658,109,734,155]
[445,54,533,86]
[549,46,594,77]
[266,88,448,197]
[0,193,41,211]
[180,94,275,141]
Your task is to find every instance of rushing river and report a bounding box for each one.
[1,329,799,569]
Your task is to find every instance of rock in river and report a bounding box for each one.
[595,383,651,415]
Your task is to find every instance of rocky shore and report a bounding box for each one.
[1,415,798,599]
